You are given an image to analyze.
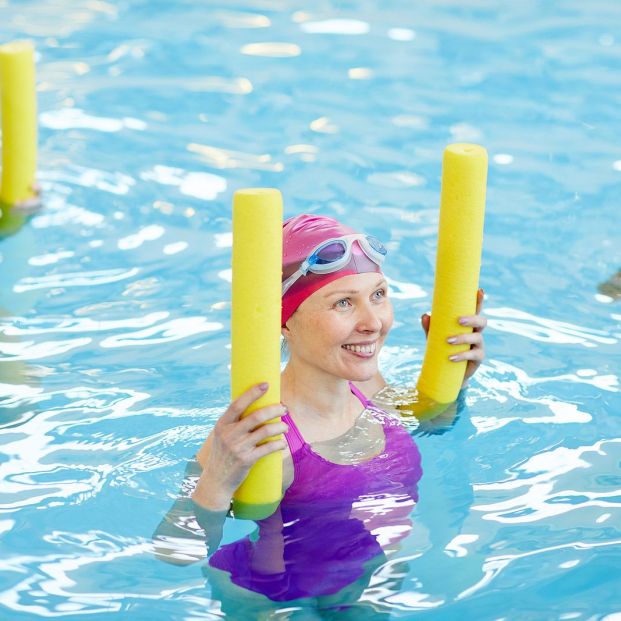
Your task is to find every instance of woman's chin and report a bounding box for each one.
[342,361,378,382]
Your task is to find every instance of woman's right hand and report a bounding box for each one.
[192,383,288,511]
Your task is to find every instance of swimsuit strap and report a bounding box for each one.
[348,381,372,408]
[282,412,305,454]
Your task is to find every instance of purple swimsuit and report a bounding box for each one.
[209,383,422,601]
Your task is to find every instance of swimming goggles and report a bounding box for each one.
[282,233,387,296]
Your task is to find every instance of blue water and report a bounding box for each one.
[1,0,620,618]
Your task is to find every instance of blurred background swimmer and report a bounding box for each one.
[598,269,621,301]
[153,214,486,615]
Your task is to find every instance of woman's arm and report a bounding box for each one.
[152,458,227,566]
[191,384,287,511]
[152,384,288,565]
[153,460,226,565]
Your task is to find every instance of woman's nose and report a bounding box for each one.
[356,303,383,332]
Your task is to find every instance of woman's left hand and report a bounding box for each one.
[420,288,487,388]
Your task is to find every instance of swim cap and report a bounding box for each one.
[282,214,382,326]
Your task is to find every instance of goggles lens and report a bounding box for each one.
[311,241,348,265]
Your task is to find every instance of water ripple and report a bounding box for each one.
[1,312,170,337]
[386,277,427,300]
[117,225,165,250]
[187,143,284,172]
[140,166,227,200]
[240,42,301,57]
[40,108,147,133]
[0,338,92,362]
[299,19,370,35]
[29,202,104,229]
[486,307,617,347]
[37,166,135,195]
[13,268,141,293]
[469,360,618,428]
[66,75,253,95]
[473,439,621,523]
[214,10,271,29]
[0,536,163,617]
[457,537,621,602]
[99,317,223,348]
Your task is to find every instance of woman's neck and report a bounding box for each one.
[281,359,363,442]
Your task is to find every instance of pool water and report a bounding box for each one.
[1,0,620,619]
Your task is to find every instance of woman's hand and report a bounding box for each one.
[192,383,288,511]
[420,288,487,388]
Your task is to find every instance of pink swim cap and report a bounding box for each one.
[282,214,383,326]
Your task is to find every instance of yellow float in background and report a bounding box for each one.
[0,40,37,207]
[416,143,488,405]
[231,188,283,520]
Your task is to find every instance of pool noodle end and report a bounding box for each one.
[395,391,453,421]
[231,498,282,521]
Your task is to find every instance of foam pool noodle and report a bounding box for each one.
[231,189,283,520]
[399,144,487,418]
[0,41,37,208]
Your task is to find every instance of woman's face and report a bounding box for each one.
[283,272,393,382]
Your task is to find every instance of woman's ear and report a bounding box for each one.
[281,324,291,358]
[282,313,296,341]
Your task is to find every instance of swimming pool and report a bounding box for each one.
[1,0,620,618]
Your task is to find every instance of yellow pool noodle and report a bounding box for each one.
[0,41,37,207]
[416,144,487,404]
[231,188,283,520]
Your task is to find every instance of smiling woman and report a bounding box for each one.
[283,272,392,387]
[153,213,486,612]
[280,214,392,393]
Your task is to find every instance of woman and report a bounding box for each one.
[154,214,486,612]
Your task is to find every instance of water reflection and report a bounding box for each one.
[0,207,45,427]
[154,406,425,617]
[201,395,477,617]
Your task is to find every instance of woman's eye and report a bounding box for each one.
[373,288,386,299]
[335,298,351,308]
